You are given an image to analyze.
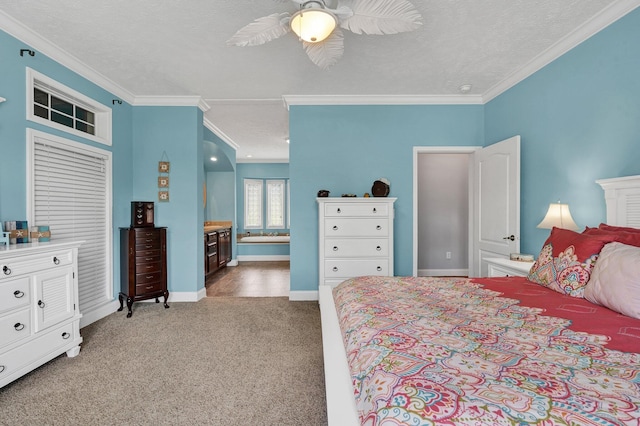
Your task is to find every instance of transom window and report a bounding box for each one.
[27,68,112,146]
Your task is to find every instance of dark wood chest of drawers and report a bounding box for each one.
[118,227,168,317]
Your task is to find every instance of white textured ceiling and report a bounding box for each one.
[0,0,635,167]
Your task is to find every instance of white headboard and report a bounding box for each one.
[596,175,640,227]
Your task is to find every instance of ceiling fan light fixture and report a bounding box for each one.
[290,8,337,43]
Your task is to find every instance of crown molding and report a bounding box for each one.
[203,117,239,151]
[483,0,640,103]
[282,94,484,109]
[205,98,283,106]
[236,158,289,164]
[0,10,136,105]
[133,96,210,112]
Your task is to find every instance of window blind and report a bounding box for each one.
[32,136,111,315]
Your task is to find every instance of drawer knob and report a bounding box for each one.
[332,226,338,231]
[377,266,382,271]
[62,332,71,340]
[332,267,338,272]
[376,225,382,230]
[337,208,341,213]
[373,208,377,213]
[0,365,5,373]
[146,275,154,279]
[146,285,154,289]
[14,322,25,331]
[13,290,25,298]
[333,246,338,251]
[38,300,46,309]
[2,265,11,276]
[53,256,60,265]
[376,246,381,251]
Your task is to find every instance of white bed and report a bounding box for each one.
[319,175,640,426]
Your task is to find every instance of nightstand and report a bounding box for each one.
[486,257,534,277]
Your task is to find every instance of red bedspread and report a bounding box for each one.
[333,276,640,425]
[473,276,640,353]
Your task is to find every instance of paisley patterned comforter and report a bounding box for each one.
[332,276,640,425]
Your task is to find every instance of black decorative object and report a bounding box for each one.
[317,190,330,197]
[20,49,35,57]
[131,201,155,227]
[372,178,390,197]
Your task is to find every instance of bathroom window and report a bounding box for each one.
[266,180,285,229]
[244,179,263,229]
[243,178,289,230]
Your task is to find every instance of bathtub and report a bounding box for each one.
[239,235,290,243]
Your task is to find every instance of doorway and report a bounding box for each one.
[413,148,476,277]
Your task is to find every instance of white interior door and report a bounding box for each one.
[470,136,521,277]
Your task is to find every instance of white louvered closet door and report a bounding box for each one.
[29,130,112,319]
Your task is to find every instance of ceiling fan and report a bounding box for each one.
[227,0,423,70]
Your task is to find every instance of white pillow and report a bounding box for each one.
[584,242,640,319]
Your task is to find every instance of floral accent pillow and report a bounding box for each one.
[527,227,612,297]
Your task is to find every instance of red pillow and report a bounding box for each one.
[583,226,640,247]
[527,227,612,297]
[598,223,640,234]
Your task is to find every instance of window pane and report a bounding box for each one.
[244,180,263,229]
[34,104,48,119]
[75,121,95,135]
[34,88,49,106]
[51,95,74,116]
[76,106,95,124]
[51,111,73,128]
[267,180,285,228]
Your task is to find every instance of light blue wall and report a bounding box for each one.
[289,105,484,292]
[132,107,204,293]
[236,163,290,233]
[0,28,133,299]
[485,8,640,256]
[206,172,235,221]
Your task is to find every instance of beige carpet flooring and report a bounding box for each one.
[0,297,327,425]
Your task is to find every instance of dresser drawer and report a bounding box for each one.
[0,309,31,347]
[136,253,162,264]
[136,281,163,295]
[324,203,389,217]
[0,249,73,281]
[324,239,389,257]
[0,277,30,314]
[135,261,162,274]
[325,218,390,237]
[135,242,161,252]
[0,322,75,384]
[324,259,389,278]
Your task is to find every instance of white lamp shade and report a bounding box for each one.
[537,203,579,231]
[290,9,337,43]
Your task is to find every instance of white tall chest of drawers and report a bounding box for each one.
[318,197,396,288]
[0,241,83,388]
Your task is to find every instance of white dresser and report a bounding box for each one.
[485,257,534,277]
[0,241,83,388]
[318,197,396,288]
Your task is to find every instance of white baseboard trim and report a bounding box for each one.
[80,300,120,328]
[237,255,290,261]
[418,268,469,277]
[228,259,238,266]
[289,290,318,301]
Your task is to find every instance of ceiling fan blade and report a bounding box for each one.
[339,0,422,35]
[303,28,344,70]
[227,13,291,47]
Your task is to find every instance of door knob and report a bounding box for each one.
[503,235,515,241]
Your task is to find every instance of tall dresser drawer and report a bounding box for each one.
[325,218,389,237]
[324,259,389,278]
[324,239,389,257]
[0,277,30,314]
[135,261,162,274]
[324,203,389,217]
